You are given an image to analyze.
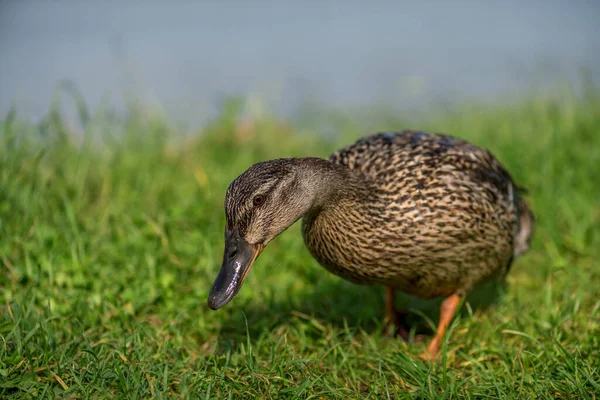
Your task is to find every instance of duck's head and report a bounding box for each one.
[208,158,320,310]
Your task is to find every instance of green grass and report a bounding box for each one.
[1,88,600,399]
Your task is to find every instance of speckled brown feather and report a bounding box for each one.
[301,130,534,299]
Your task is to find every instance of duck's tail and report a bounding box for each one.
[513,190,535,259]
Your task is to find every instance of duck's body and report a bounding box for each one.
[209,130,534,359]
[302,130,534,299]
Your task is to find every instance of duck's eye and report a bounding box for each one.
[253,195,265,206]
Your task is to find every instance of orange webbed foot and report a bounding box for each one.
[418,293,462,361]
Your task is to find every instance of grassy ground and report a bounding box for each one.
[1,89,599,399]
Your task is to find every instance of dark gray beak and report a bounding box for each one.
[208,230,263,310]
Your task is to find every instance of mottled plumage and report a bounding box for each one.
[209,129,535,359]
[303,130,534,298]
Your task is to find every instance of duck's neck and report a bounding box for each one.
[293,157,369,212]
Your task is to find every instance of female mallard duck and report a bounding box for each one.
[208,130,534,359]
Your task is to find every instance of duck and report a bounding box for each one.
[208,130,535,359]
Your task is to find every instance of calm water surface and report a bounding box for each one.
[1,0,598,126]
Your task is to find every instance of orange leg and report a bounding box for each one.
[384,287,413,340]
[420,293,462,360]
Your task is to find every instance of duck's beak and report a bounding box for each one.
[208,230,264,310]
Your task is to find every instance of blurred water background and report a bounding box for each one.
[1,0,598,129]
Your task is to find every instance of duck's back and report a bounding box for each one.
[303,130,534,298]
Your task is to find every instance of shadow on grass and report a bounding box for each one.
[213,277,508,352]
